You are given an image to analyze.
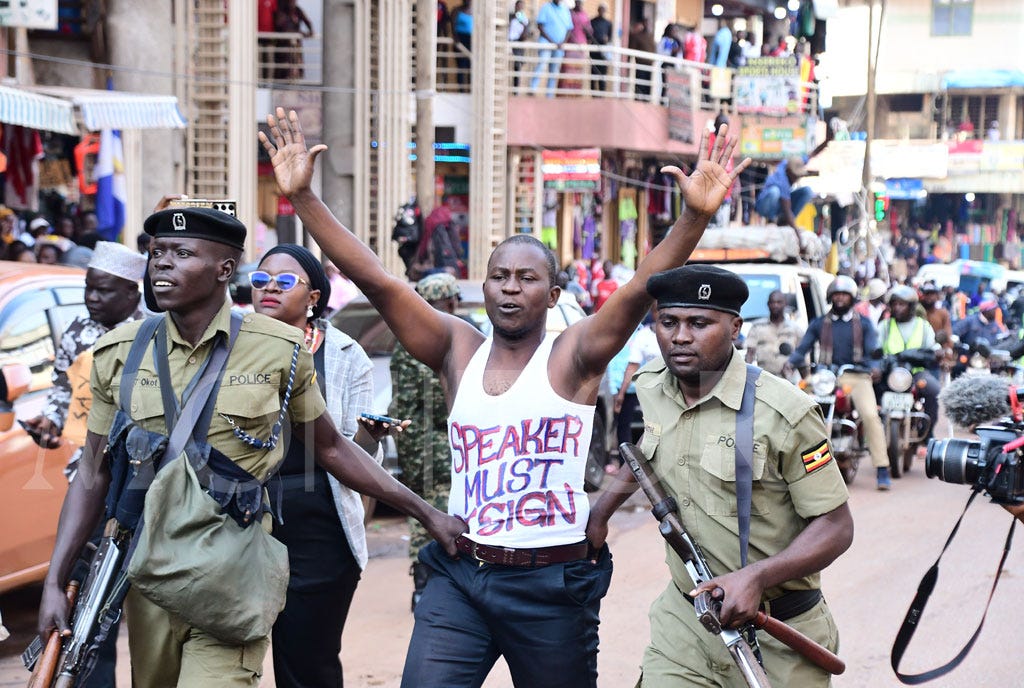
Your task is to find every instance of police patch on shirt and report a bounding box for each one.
[801,440,833,473]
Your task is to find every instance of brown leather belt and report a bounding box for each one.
[455,534,590,568]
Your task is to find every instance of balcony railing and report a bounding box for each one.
[257,31,324,86]
[437,39,818,117]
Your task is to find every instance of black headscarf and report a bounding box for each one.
[260,244,332,321]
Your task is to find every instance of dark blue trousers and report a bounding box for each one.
[401,541,613,688]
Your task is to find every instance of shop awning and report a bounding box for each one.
[942,69,1024,90]
[0,84,77,135]
[28,86,187,131]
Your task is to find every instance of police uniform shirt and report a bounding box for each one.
[635,349,848,600]
[88,299,326,481]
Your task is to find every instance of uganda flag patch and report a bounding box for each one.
[801,441,833,474]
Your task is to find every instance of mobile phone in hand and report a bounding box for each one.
[17,419,43,442]
[359,412,404,426]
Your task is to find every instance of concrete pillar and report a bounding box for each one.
[323,0,362,241]
[106,2,182,227]
[228,0,257,253]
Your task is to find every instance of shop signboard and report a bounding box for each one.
[739,119,809,159]
[0,0,56,29]
[665,70,698,144]
[541,148,601,191]
[734,57,802,115]
[978,141,1024,172]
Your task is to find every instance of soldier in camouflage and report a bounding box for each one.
[389,273,462,610]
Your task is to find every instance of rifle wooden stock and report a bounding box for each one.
[26,581,79,688]
[754,612,845,675]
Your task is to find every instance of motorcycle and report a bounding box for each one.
[877,348,935,479]
[801,363,868,485]
[953,335,1024,382]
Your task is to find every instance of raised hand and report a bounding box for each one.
[661,124,751,220]
[257,107,328,198]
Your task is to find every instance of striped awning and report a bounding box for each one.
[0,85,77,134]
[28,86,187,131]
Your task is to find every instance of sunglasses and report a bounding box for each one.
[249,270,310,292]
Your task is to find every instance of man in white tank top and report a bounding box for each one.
[261,108,750,688]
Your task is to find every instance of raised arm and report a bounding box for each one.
[259,108,481,372]
[558,125,750,382]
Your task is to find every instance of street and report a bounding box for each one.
[2,453,1022,687]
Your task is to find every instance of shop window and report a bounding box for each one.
[888,94,923,113]
[934,93,1000,137]
[932,0,973,36]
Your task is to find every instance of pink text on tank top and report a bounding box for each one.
[447,335,595,548]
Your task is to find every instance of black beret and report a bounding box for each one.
[144,207,246,251]
[646,265,749,317]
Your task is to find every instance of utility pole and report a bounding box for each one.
[863,0,875,189]
[415,0,437,216]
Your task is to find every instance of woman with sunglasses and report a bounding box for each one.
[251,243,392,688]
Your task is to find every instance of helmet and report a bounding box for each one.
[827,275,858,299]
[888,285,918,304]
[919,280,941,294]
[866,278,888,301]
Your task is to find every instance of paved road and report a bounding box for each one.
[2,452,1022,687]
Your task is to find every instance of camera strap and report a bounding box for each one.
[890,489,1017,684]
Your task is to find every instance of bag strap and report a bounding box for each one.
[158,312,243,479]
[891,490,1017,684]
[118,316,163,411]
[820,316,833,367]
[736,364,760,568]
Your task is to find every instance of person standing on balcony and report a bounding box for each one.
[559,0,593,92]
[530,0,573,98]
[452,0,473,88]
[628,19,656,97]
[682,23,707,63]
[508,1,530,89]
[273,0,313,80]
[708,20,732,68]
[589,3,612,92]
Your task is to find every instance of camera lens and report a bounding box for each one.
[924,438,981,484]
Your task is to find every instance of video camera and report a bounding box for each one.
[927,376,1024,505]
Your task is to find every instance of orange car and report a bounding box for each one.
[0,262,87,593]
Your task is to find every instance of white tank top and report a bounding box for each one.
[448,334,595,548]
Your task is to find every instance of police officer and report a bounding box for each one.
[389,272,462,610]
[878,285,940,441]
[37,208,465,688]
[590,265,852,688]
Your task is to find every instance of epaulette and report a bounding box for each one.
[237,311,306,345]
[754,370,817,426]
[92,318,151,353]
[634,357,668,388]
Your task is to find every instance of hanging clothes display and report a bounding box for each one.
[541,189,558,249]
[4,125,44,211]
[619,194,638,269]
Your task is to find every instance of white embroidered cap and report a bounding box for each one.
[88,241,147,282]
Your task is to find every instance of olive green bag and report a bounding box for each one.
[124,315,291,645]
[127,452,289,644]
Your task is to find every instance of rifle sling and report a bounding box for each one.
[736,365,761,568]
[890,489,1016,684]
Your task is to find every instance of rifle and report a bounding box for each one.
[619,443,846,686]
[23,520,129,688]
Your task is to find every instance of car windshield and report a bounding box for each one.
[739,274,782,322]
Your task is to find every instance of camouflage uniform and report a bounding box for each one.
[389,342,451,561]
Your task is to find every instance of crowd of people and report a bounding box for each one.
[17,106,1024,688]
[0,207,112,266]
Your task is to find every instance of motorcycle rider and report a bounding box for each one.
[784,275,892,490]
[953,293,1006,348]
[877,285,940,443]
